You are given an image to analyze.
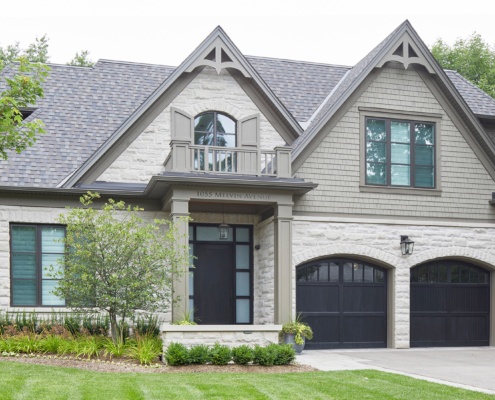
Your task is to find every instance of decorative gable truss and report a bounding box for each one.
[185,37,251,77]
[376,33,436,74]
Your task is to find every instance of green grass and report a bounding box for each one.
[0,361,493,400]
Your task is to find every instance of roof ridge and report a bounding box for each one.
[246,54,351,69]
[97,59,177,68]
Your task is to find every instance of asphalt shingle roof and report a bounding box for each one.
[1,50,495,188]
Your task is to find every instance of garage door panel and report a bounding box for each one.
[410,286,447,312]
[411,261,489,347]
[297,258,387,349]
[343,286,385,312]
[342,316,386,344]
[450,316,489,342]
[303,314,340,347]
[410,316,447,345]
[450,287,490,312]
[296,285,339,313]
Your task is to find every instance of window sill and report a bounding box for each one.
[359,185,442,196]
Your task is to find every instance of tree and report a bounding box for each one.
[431,33,495,98]
[67,50,95,67]
[0,35,50,159]
[53,192,190,343]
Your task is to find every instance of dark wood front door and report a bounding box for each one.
[194,243,234,324]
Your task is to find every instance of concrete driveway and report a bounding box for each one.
[296,347,495,395]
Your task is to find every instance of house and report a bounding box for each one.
[2,20,495,349]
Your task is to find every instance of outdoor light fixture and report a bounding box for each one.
[218,222,230,240]
[218,207,230,240]
[400,235,415,255]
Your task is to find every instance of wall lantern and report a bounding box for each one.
[400,235,414,255]
[218,222,230,240]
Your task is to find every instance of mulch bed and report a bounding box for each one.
[0,355,316,374]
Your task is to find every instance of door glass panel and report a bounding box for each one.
[189,272,194,296]
[236,227,250,242]
[306,265,318,281]
[375,269,385,283]
[329,263,339,282]
[236,272,250,296]
[196,226,233,242]
[343,263,352,282]
[438,265,448,283]
[353,263,363,282]
[236,299,250,323]
[318,263,329,281]
[364,265,374,282]
[236,245,250,269]
[217,114,236,134]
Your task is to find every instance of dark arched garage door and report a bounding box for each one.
[410,260,490,347]
[296,258,387,349]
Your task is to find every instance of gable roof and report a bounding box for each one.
[1,23,495,189]
[291,20,495,172]
[0,60,173,187]
[61,26,304,188]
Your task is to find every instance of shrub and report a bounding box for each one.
[13,333,40,354]
[82,314,110,336]
[75,335,104,359]
[188,344,210,365]
[274,344,296,365]
[253,344,277,366]
[127,335,162,365]
[39,335,64,354]
[103,338,129,359]
[208,343,231,365]
[63,314,82,336]
[134,314,160,338]
[164,342,190,366]
[232,345,254,365]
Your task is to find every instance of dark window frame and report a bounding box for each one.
[365,117,436,189]
[10,223,66,307]
[194,111,237,147]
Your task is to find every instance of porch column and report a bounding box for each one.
[274,202,293,324]
[170,198,190,323]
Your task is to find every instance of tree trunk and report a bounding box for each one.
[109,312,118,343]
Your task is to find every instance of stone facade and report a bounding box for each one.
[292,217,495,348]
[98,67,287,183]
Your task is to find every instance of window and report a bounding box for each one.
[365,117,435,188]
[194,112,236,147]
[10,224,65,307]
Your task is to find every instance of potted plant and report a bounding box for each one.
[281,316,313,354]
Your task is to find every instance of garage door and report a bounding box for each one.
[296,258,387,349]
[410,260,490,347]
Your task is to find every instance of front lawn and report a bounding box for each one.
[0,361,493,399]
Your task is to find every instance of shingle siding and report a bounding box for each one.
[295,65,495,220]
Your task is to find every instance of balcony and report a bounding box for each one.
[164,140,292,178]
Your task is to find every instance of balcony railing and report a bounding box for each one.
[164,141,292,178]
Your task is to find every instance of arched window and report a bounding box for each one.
[194,112,236,148]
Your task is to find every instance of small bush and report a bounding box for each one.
[39,335,64,354]
[64,314,82,336]
[103,338,128,359]
[232,345,254,365]
[208,343,232,365]
[253,344,277,366]
[75,335,104,359]
[188,344,210,364]
[164,342,190,366]
[82,314,109,336]
[134,314,160,338]
[274,344,296,365]
[127,335,162,365]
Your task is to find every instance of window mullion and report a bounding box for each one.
[386,120,391,186]
[410,121,415,187]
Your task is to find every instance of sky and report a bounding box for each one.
[1,0,495,67]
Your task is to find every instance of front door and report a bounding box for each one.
[189,224,253,325]
[195,243,234,324]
